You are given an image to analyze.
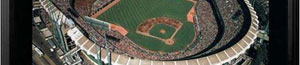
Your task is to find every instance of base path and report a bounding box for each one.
[163,23,182,46]
[90,0,121,18]
[110,24,128,36]
[136,17,183,46]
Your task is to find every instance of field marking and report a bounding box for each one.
[169,23,183,40]
[136,22,183,46]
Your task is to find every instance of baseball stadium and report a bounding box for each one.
[38,0,261,64]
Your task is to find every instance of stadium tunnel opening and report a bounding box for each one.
[105,34,120,42]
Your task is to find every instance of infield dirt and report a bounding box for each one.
[96,0,196,52]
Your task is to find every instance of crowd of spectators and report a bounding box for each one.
[107,0,243,60]
[213,0,244,51]
[68,0,220,60]
[49,0,245,61]
[194,0,245,56]
[77,0,223,60]
[90,0,113,16]
[51,0,71,14]
[184,0,219,57]
[74,0,95,16]
[72,0,112,16]
[105,30,185,60]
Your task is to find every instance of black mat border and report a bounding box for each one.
[1,0,32,65]
[0,0,298,65]
[1,0,10,64]
[269,0,298,65]
[288,0,299,64]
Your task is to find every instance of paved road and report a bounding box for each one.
[33,51,49,65]
[32,27,64,65]
[33,49,58,65]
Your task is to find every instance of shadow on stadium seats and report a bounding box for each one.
[177,0,252,60]
[171,0,226,61]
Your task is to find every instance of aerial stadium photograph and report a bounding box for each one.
[32,0,269,64]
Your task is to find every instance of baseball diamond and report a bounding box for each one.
[149,24,176,39]
[96,0,196,52]
[41,0,263,63]
[67,0,261,61]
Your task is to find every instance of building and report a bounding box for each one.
[33,0,42,10]
[34,16,42,25]
[40,28,53,40]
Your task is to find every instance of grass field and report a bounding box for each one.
[97,0,195,52]
[149,24,175,39]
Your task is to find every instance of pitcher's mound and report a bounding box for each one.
[160,29,166,34]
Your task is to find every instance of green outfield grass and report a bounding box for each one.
[97,0,195,52]
[149,24,175,39]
